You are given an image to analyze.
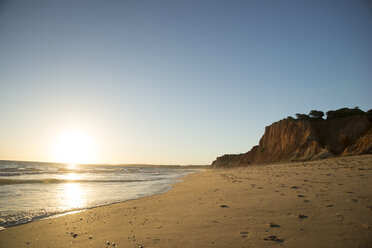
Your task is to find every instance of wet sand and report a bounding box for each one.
[1,155,372,248]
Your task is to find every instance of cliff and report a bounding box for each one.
[211,115,372,168]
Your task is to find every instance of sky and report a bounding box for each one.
[0,0,371,165]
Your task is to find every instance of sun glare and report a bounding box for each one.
[60,183,86,209]
[53,130,96,164]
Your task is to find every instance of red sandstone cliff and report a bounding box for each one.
[211,115,372,168]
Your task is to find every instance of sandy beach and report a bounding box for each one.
[1,155,371,248]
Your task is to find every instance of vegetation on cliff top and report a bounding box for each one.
[290,107,371,121]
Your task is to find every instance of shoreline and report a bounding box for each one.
[1,155,371,247]
[0,169,201,229]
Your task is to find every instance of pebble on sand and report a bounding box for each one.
[263,235,284,243]
[298,214,308,219]
[268,223,281,228]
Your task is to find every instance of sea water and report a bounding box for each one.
[0,160,199,229]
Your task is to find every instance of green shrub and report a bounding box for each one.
[309,110,324,119]
[326,107,365,119]
[296,113,311,120]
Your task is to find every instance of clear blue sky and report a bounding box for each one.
[0,0,371,164]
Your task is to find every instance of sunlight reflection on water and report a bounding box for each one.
[60,182,86,210]
[66,163,77,170]
[59,167,85,210]
[0,161,197,228]
[64,172,80,181]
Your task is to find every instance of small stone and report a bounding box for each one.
[263,235,284,243]
[72,233,78,238]
[268,223,280,228]
[290,186,299,189]
[106,241,110,245]
[89,236,92,239]
[298,214,308,219]
[112,242,116,246]
[297,195,305,198]
[325,204,334,207]
[219,205,229,208]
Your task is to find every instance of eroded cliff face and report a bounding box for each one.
[211,115,372,168]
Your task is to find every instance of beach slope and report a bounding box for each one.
[1,155,372,247]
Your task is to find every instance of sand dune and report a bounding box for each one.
[1,155,372,247]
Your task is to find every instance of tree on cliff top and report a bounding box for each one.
[295,113,310,120]
[309,110,324,119]
[326,107,365,119]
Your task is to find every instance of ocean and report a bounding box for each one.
[0,160,199,230]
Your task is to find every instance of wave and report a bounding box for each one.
[0,209,85,229]
[0,178,156,185]
[0,167,137,175]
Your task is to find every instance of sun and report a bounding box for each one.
[52,130,96,164]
